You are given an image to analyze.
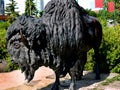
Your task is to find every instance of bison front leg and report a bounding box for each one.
[51,72,60,90]
[69,63,78,90]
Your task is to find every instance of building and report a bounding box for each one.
[0,0,4,15]
[35,0,44,11]
[0,0,8,21]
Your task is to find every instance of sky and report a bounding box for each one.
[4,0,26,14]
[4,0,97,14]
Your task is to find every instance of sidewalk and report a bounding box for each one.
[0,66,54,90]
[0,66,119,90]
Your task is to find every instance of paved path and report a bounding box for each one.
[0,66,54,90]
[0,66,119,90]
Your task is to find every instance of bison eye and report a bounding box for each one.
[13,42,21,49]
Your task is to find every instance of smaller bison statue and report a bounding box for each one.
[7,0,102,90]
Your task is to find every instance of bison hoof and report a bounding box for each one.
[51,81,60,90]
[69,82,76,90]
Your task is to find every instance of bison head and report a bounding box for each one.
[6,16,47,82]
[7,32,40,82]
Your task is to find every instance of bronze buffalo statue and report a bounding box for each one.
[7,0,102,90]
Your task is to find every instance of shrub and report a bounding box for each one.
[0,21,9,30]
[85,25,120,73]
[0,22,19,71]
[0,25,8,59]
[86,9,97,17]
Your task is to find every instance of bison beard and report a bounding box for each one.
[7,0,102,90]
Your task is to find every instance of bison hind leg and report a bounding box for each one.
[93,48,101,80]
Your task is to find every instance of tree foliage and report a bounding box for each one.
[24,0,37,16]
[5,0,19,23]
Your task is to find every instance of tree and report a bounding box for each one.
[6,0,19,23]
[24,0,37,16]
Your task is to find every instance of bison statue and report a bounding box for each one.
[7,0,102,90]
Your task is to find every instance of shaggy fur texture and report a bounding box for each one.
[42,0,102,80]
[7,16,45,81]
[7,0,102,90]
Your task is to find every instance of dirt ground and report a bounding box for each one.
[0,66,120,90]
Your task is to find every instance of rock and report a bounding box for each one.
[0,59,8,72]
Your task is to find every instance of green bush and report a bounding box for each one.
[85,25,120,73]
[86,9,97,17]
[0,22,19,72]
[0,22,9,30]
[0,23,8,59]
